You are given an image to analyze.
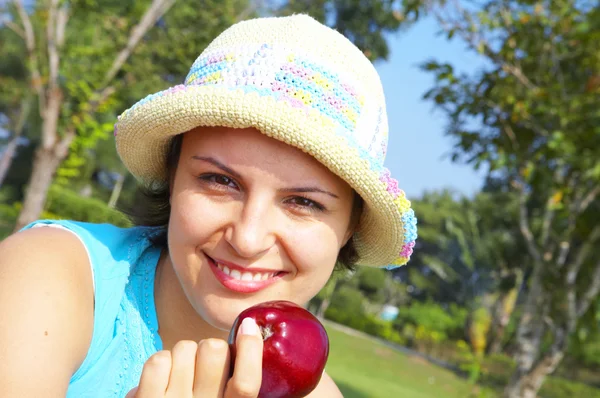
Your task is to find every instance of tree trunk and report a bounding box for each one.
[519,348,564,398]
[0,99,31,189]
[108,173,125,208]
[13,147,62,231]
[504,263,547,398]
[0,134,21,189]
[316,296,331,319]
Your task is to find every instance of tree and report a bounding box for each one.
[0,20,31,189]
[402,189,527,356]
[419,1,600,396]
[3,0,178,231]
[401,190,525,305]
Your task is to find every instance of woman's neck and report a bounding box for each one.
[154,250,229,350]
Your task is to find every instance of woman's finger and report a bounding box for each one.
[165,340,198,396]
[135,350,172,398]
[192,338,231,397]
[225,318,264,398]
[125,387,138,398]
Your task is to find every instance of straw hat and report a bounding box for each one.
[114,14,417,268]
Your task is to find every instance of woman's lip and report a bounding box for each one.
[206,256,285,294]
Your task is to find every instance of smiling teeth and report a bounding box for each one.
[216,262,276,281]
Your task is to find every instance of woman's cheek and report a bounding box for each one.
[285,225,341,273]
[171,196,221,241]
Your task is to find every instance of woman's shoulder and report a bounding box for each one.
[21,219,153,251]
[21,219,161,276]
[0,225,95,396]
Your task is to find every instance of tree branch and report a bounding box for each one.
[515,180,543,265]
[14,0,45,114]
[565,274,578,333]
[499,118,519,151]
[55,125,76,159]
[2,16,25,38]
[47,0,59,91]
[235,0,260,21]
[434,1,537,91]
[100,0,176,89]
[47,0,68,93]
[577,261,600,318]
[555,172,580,267]
[564,225,600,325]
[56,3,68,47]
[578,185,600,215]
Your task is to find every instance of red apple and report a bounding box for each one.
[228,300,330,398]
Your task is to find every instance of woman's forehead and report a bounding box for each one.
[180,126,353,193]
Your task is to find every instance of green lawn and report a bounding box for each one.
[325,323,497,398]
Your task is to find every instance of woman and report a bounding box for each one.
[0,14,417,397]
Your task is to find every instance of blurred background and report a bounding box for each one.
[1,0,599,397]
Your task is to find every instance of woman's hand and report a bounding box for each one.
[126,318,263,398]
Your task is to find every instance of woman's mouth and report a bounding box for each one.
[206,255,286,293]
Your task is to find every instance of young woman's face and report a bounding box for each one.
[167,126,355,331]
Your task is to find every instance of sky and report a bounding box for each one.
[377,16,489,199]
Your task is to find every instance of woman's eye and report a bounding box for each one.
[287,196,325,212]
[214,175,234,186]
[199,174,238,189]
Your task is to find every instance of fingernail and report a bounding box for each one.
[239,317,259,336]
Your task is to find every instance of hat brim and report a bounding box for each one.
[115,84,414,267]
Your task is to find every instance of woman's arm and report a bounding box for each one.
[0,227,94,397]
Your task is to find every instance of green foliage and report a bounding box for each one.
[0,203,19,223]
[403,190,525,307]
[325,306,406,345]
[456,340,484,384]
[355,267,387,303]
[44,185,131,227]
[473,352,600,398]
[540,377,600,398]
[382,276,410,307]
[394,301,468,341]
[568,326,600,368]
[468,307,492,356]
[328,285,366,315]
[417,0,600,391]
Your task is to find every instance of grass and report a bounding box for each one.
[325,324,497,398]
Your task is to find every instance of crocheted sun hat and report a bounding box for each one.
[114,14,417,268]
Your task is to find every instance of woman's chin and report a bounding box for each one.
[197,299,256,333]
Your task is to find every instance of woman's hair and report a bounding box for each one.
[125,134,363,272]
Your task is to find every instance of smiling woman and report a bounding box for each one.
[0,14,417,398]
[129,131,365,274]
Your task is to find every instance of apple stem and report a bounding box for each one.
[261,325,274,341]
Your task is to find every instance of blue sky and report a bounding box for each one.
[376,16,488,199]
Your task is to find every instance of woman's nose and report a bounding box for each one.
[224,196,277,259]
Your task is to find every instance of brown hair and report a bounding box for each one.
[125,134,363,271]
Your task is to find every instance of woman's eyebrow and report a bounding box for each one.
[192,155,339,198]
[279,187,339,199]
[191,155,242,180]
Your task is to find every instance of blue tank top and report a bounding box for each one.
[22,219,165,397]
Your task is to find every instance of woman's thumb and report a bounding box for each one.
[125,386,139,398]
